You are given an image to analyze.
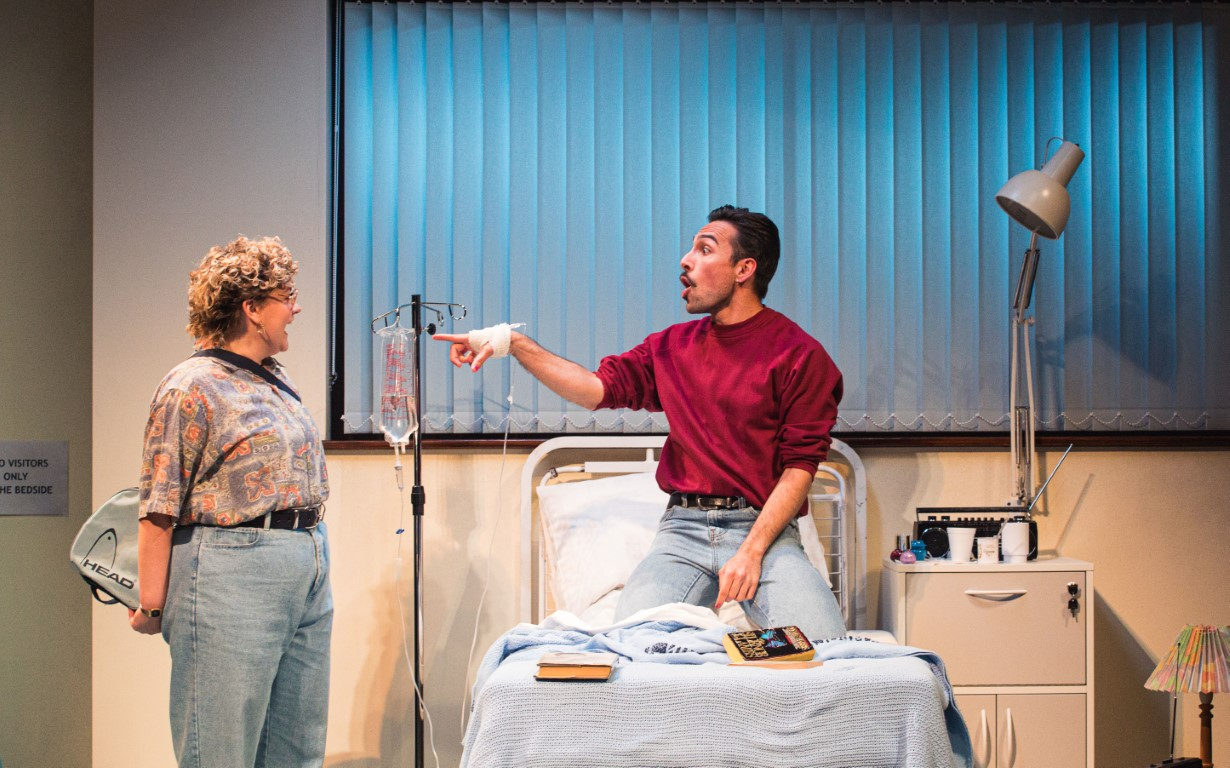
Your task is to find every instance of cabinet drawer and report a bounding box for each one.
[904,570,1086,685]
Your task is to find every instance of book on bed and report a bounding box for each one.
[535,651,618,682]
[723,626,816,663]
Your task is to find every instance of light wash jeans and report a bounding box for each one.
[614,505,846,641]
[163,522,333,768]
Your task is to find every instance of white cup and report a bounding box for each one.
[1002,522,1030,564]
[947,527,976,563]
[977,536,999,564]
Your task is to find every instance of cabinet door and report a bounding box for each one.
[997,693,1085,768]
[955,694,997,768]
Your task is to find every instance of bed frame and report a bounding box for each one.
[519,435,869,630]
[462,439,964,768]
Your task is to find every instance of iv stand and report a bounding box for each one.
[370,294,466,768]
[410,295,426,768]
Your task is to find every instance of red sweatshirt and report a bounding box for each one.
[594,307,843,511]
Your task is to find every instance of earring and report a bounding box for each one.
[257,322,268,341]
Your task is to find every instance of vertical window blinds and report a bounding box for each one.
[340,2,1228,435]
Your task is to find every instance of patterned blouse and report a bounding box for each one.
[139,355,328,526]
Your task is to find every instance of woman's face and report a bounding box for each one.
[255,286,301,354]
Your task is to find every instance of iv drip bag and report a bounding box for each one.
[375,325,417,447]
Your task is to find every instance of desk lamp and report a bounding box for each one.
[994,139,1084,508]
[1145,624,1230,767]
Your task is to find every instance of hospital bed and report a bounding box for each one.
[461,435,971,768]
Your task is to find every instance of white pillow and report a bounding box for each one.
[537,473,831,616]
[536,472,668,614]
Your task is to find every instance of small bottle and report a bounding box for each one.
[890,534,910,562]
[910,538,929,562]
[899,548,917,564]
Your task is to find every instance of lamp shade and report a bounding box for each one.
[995,140,1085,239]
[1144,625,1230,694]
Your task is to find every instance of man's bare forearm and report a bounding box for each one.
[714,466,815,609]
[509,332,605,410]
[739,467,814,558]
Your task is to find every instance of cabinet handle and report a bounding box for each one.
[977,708,992,768]
[1002,706,1017,768]
[965,589,1028,601]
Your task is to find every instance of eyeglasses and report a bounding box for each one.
[267,288,298,308]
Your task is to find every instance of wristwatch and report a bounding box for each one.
[139,605,163,619]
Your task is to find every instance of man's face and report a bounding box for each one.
[679,220,745,316]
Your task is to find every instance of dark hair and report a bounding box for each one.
[707,205,780,299]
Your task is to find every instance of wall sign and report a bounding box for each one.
[0,441,69,516]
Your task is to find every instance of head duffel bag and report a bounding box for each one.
[69,487,140,610]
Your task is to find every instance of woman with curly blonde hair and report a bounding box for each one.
[132,235,332,767]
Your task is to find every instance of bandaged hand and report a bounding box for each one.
[433,323,523,372]
[468,323,517,358]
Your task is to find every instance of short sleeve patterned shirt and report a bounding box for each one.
[139,354,329,526]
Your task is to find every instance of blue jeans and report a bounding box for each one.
[164,522,333,768]
[614,505,846,641]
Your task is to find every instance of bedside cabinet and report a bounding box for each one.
[882,557,1094,768]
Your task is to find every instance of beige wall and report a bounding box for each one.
[321,446,1230,768]
[92,0,329,766]
[89,2,1230,768]
[0,1,93,767]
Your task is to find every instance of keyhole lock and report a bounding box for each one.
[1066,582,1080,618]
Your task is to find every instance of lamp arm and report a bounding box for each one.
[1010,304,1020,500]
[1009,232,1041,506]
[1012,232,1041,321]
[1024,308,1037,502]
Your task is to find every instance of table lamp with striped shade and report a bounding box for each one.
[1145,625,1230,768]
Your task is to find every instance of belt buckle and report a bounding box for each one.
[292,509,300,529]
[301,506,320,529]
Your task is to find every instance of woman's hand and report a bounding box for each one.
[128,607,162,635]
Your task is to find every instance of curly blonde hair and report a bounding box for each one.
[186,235,299,347]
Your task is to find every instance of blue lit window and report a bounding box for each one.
[339,3,1228,434]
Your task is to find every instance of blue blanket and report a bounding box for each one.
[466,619,972,768]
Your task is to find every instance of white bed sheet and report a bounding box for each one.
[578,591,756,629]
[462,607,970,768]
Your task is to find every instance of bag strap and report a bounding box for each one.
[192,348,301,403]
[80,574,121,606]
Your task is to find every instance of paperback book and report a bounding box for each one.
[534,651,618,682]
[723,626,816,663]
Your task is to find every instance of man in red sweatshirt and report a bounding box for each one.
[436,205,845,640]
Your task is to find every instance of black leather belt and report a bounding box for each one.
[232,506,322,530]
[668,492,749,510]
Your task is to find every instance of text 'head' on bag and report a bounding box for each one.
[70,487,140,610]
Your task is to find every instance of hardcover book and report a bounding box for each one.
[723,626,815,663]
[535,651,618,682]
